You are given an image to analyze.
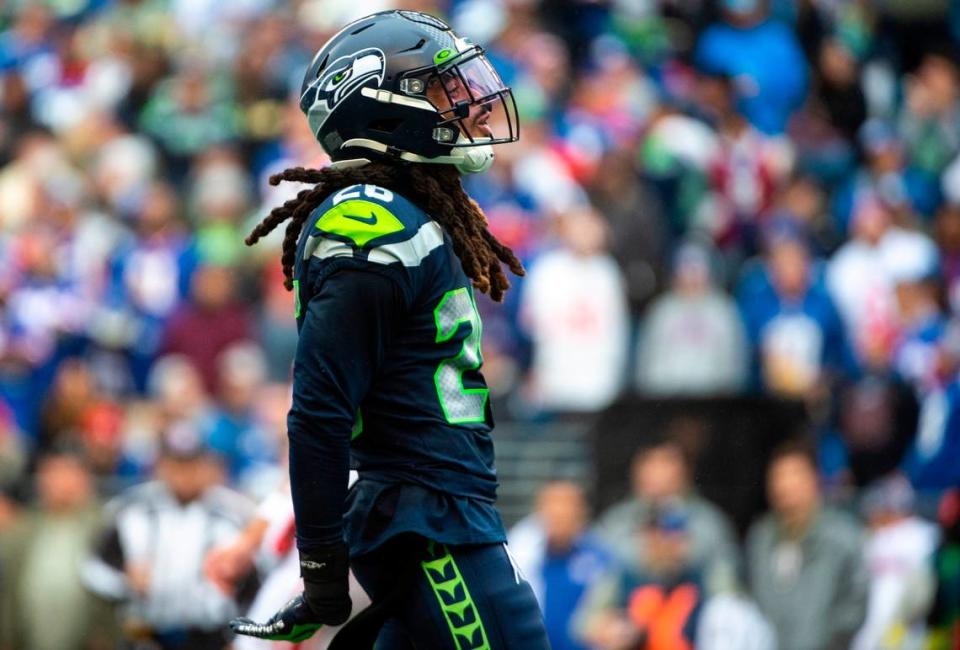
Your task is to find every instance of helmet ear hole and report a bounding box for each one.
[368,118,403,134]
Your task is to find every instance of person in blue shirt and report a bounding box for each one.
[831,119,943,231]
[737,218,854,396]
[509,481,614,650]
[695,0,808,135]
[229,10,549,649]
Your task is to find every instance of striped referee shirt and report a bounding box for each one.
[82,481,254,631]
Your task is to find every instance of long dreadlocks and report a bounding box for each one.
[245,163,524,302]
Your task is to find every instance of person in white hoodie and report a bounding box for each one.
[521,206,629,412]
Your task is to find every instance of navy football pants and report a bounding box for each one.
[344,535,550,650]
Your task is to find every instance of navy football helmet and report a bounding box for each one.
[299,10,518,173]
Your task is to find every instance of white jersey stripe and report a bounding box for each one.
[310,220,444,268]
[367,221,444,267]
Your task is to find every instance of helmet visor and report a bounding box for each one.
[424,50,519,146]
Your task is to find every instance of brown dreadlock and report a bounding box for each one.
[245,162,524,302]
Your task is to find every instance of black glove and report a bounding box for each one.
[229,543,352,642]
[230,594,325,642]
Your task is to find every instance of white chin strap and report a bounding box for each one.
[332,137,495,175]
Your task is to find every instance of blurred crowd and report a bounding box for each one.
[512,438,960,650]
[2,0,960,648]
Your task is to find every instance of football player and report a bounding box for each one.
[231,10,549,649]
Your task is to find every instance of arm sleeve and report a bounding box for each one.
[80,513,129,602]
[287,267,408,552]
[570,572,624,644]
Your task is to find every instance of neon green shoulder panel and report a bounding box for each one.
[314,199,405,248]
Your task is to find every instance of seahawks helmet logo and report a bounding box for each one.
[301,48,386,137]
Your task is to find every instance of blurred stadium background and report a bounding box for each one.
[1,0,960,648]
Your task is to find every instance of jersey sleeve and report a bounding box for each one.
[287,266,407,551]
[295,183,444,313]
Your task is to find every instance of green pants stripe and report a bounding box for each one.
[421,543,492,650]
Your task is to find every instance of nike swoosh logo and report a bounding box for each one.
[342,212,378,225]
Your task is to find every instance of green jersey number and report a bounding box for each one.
[433,288,488,424]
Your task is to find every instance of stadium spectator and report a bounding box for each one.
[936,200,960,308]
[853,476,939,650]
[899,49,960,178]
[636,240,748,396]
[698,68,793,251]
[200,350,281,498]
[82,421,254,650]
[737,220,850,398]
[160,262,255,394]
[595,436,739,597]
[37,357,101,451]
[773,174,840,258]
[0,445,115,650]
[188,149,254,268]
[574,502,709,650]
[828,196,924,361]
[0,6,56,83]
[509,481,613,650]
[747,439,868,650]
[88,131,159,224]
[138,66,239,181]
[835,327,920,487]
[77,400,141,495]
[586,147,667,316]
[833,119,942,229]
[694,0,808,136]
[145,354,212,434]
[520,206,628,412]
[504,115,589,217]
[812,37,868,142]
[103,180,198,392]
[787,71,860,190]
[2,220,92,365]
[888,236,947,397]
[0,71,40,166]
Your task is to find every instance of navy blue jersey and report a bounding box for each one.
[288,183,505,556]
